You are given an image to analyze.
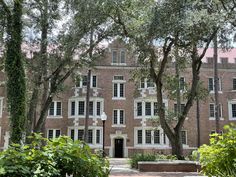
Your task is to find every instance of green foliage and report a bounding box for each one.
[198,124,236,177]
[129,153,177,169]
[0,134,109,177]
[129,153,156,169]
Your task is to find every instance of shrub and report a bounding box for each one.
[129,153,156,169]
[198,124,236,177]
[0,134,109,177]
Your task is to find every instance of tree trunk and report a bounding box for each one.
[196,98,201,147]
[5,0,26,144]
[171,132,184,160]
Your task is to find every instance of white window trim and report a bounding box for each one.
[209,103,224,120]
[208,77,223,94]
[112,79,126,100]
[75,74,97,88]
[47,101,63,118]
[67,126,103,148]
[120,49,126,64]
[0,97,3,118]
[228,100,236,120]
[134,127,169,148]
[111,49,127,65]
[134,99,168,119]
[139,78,155,90]
[68,98,104,118]
[112,109,126,127]
[47,129,61,139]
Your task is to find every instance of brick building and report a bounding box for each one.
[0,40,236,157]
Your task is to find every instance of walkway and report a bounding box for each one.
[109,158,203,177]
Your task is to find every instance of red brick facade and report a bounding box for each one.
[0,40,236,157]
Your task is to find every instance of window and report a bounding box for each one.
[147,79,154,88]
[179,77,185,90]
[208,78,222,92]
[113,110,125,125]
[96,130,101,144]
[113,76,125,99]
[112,49,126,64]
[145,130,152,144]
[135,100,167,118]
[228,101,236,120]
[76,75,97,88]
[207,57,213,64]
[174,103,185,115]
[233,78,236,90]
[112,50,118,63]
[69,128,102,145]
[181,131,187,145]
[137,102,142,116]
[136,128,166,146]
[48,101,62,117]
[69,99,103,117]
[221,57,228,64]
[78,101,85,115]
[140,78,155,89]
[140,78,145,88]
[154,130,160,144]
[145,102,151,116]
[137,130,142,144]
[209,103,222,118]
[47,129,61,139]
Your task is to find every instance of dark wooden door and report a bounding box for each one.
[114,138,123,158]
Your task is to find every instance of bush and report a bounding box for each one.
[198,124,236,177]
[129,153,156,169]
[0,134,109,177]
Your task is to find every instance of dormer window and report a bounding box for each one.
[111,49,126,65]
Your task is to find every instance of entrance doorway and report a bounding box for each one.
[114,138,123,158]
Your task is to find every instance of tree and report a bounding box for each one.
[112,0,232,159]
[0,0,26,144]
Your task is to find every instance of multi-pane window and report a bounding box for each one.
[179,77,185,90]
[120,50,126,63]
[113,76,125,98]
[145,102,151,116]
[112,50,126,64]
[48,101,62,117]
[174,103,185,115]
[181,131,187,145]
[112,50,118,63]
[78,101,85,115]
[76,75,97,88]
[232,104,236,118]
[154,130,160,144]
[113,110,125,125]
[69,128,101,145]
[140,78,145,88]
[137,130,142,144]
[139,78,155,89]
[208,78,221,92]
[233,78,236,90]
[209,103,222,118]
[228,101,236,120]
[136,101,166,117]
[70,100,103,117]
[137,102,142,116]
[147,79,155,88]
[47,129,61,139]
[145,130,152,144]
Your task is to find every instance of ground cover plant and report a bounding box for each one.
[0,134,109,177]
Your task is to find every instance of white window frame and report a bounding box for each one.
[68,98,104,118]
[112,109,125,127]
[47,129,61,139]
[134,99,168,119]
[120,50,126,64]
[228,100,236,120]
[209,103,223,120]
[47,101,62,118]
[75,74,97,88]
[208,77,222,93]
[111,49,127,65]
[134,127,170,148]
[139,78,155,89]
[68,126,103,148]
[112,76,126,100]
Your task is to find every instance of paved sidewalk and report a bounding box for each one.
[109,158,202,177]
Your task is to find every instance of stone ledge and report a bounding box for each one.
[138,160,201,172]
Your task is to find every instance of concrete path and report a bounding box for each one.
[109,158,203,177]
